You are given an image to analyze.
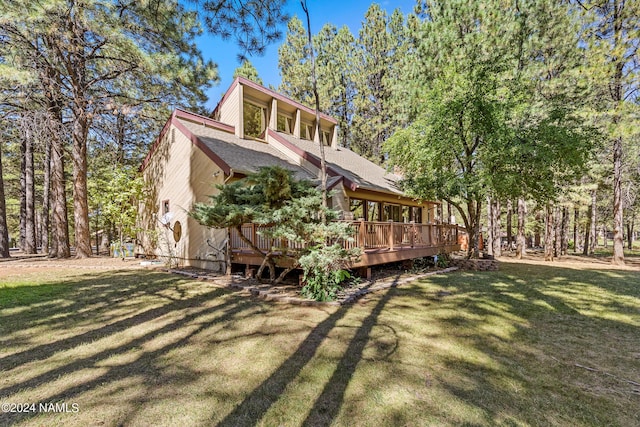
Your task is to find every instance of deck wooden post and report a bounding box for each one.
[252,223,257,250]
[359,219,366,248]
[410,221,415,248]
[389,220,394,250]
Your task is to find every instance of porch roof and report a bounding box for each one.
[273,131,403,196]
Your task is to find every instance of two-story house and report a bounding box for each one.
[138,77,459,273]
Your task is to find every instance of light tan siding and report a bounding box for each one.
[140,124,226,269]
[218,83,241,131]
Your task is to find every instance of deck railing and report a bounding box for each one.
[231,221,459,253]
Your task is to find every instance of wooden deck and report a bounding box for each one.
[230,221,461,268]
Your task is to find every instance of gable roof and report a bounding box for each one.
[212,76,337,125]
[176,116,315,182]
[142,107,404,198]
[270,130,403,195]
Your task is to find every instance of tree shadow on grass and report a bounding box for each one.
[301,284,399,426]
[0,272,255,426]
[0,270,221,371]
[216,275,401,427]
[410,262,640,426]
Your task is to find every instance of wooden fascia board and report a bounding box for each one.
[211,78,240,118]
[174,109,235,134]
[170,116,232,176]
[139,111,175,172]
[140,109,235,173]
[344,187,440,206]
[327,176,344,191]
[267,129,358,190]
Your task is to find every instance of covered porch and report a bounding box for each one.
[230,220,461,270]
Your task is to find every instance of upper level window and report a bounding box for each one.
[301,122,315,141]
[320,129,332,146]
[277,113,292,134]
[243,101,266,139]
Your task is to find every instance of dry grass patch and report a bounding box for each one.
[0,258,638,426]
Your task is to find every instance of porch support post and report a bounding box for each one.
[410,221,415,248]
[389,221,394,251]
[252,223,257,250]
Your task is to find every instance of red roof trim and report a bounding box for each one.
[140,109,235,173]
[212,77,338,125]
[175,109,235,134]
[139,111,175,172]
[211,78,240,119]
[171,117,232,176]
[139,110,235,175]
[267,129,358,191]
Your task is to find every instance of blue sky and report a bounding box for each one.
[196,1,417,110]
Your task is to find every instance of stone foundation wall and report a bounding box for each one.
[450,258,499,271]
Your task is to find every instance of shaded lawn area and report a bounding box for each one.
[0,261,638,426]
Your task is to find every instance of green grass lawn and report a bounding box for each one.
[0,260,638,426]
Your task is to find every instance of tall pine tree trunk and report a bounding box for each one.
[612,134,624,263]
[554,206,562,258]
[0,140,10,258]
[492,199,501,257]
[574,206,579,253]
[544,204,554,261]
[20,120,37,254]
[506,200,513,251]
[72,108,92,257]
[590,190,597,253]
[49,114,70,258]
[610,0,625,265]
[42,56,70,258]
[487,197,494,256]
[583,197,592,255]
[516,198,526,259]
[561,206,569,255]
[41,138,51,253]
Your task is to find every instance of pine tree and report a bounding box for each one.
[577,0,640,265]
[315,24,356,148]
[351,5,406,163]
[233,59,263,84]
[277,16,313,106]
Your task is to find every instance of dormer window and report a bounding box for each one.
[320,129,332,146]
[301,122,315,140]
[243,100,267,139]
[277,113,293,134]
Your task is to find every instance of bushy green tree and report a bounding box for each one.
[191,166,359,299]
[386,0,596,258]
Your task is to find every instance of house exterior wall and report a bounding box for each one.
[139,123,226,270]
[217,83,241,136]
